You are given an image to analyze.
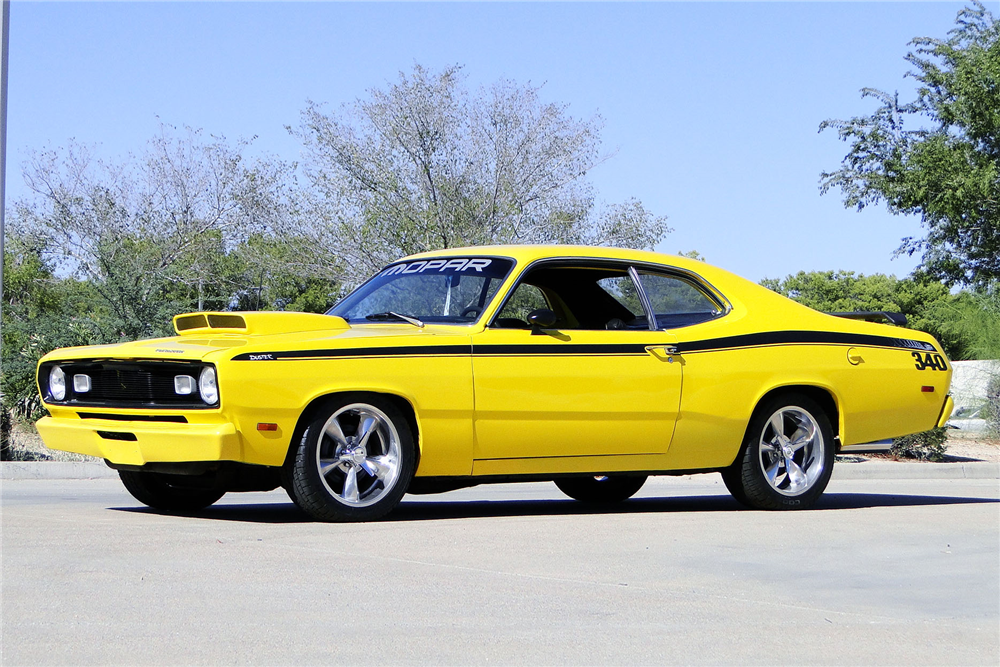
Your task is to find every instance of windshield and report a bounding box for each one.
[329,257,515,324]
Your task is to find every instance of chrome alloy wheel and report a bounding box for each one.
[757,406,826,496]
[316,403,402,508]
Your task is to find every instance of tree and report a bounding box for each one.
[218,234,344,313]
[1,237,111,458]
[820,2,999,287]
[931,284,1000,361]
[14,125,314,338]
[292,64,670,283]
[760,270,972,359]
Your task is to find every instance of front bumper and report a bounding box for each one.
[35,416,240,466]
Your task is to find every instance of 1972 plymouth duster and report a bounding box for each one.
[35,245,954,521]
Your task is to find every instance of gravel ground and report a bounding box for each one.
[943,437,1000,462]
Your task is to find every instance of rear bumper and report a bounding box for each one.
[937,395,955,428]
[35,416,240,466]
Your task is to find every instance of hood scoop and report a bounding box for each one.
[173,311,350,336]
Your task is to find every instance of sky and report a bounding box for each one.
[5,1,971,283]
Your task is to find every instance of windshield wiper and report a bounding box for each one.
[365,311,425,328]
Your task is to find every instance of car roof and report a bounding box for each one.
[401,244,717,276]
[393,245,936,344]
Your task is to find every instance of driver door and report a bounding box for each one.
[471,262,682,464]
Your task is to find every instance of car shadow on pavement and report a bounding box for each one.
[109,491,999,524]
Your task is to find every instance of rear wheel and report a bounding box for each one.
[555,475,647,503]
[724,393,835,510]
[119,470,225,511]
[291,395,415,522]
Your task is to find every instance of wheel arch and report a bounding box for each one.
[746,383,842,444]
[281,390,421,471]
[722,383,840,509]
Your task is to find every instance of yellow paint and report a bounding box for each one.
[35,245,952,480]
[471,328,681,471]
[937,395,955,428]
[35,416,239,465]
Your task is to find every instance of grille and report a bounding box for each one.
[41,361,216,409]
[78,412,188,423]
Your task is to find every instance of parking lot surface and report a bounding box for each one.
[3,475,998,665]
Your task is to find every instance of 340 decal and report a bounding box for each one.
[912,351,948,371]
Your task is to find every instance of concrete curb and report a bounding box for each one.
[3,460,998,482]
[832,461,999,480]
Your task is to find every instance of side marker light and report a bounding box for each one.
[257,423,278,431]
[921,386,935,393]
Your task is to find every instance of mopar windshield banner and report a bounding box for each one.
[380,258,509,278]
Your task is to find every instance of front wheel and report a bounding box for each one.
[723,394,835,510]
[290,395,415,522]
[555,475,647,503]
[119,470,225,511]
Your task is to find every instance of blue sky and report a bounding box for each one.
[6,1,969,283]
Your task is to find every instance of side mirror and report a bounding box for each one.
[527,308,557,334]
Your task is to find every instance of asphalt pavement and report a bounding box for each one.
[2,474,998,665]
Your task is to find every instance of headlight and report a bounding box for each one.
[49,366,67,401]
[198,367,219,405]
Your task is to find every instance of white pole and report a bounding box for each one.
[0,0,9,450]
[0,0,9,315]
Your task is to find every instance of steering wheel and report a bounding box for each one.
[460,306,481,318]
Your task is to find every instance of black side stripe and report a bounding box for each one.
[231,345,472,361]
[230,330,935,361]
[675,330,935,353]
[475,343,647,356]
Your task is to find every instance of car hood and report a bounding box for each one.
[39,311,472,364]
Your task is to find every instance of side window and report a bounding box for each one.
[596,276,644,319]
[637,271,722,329]
[493,263,648,331]
[494,283,549,328]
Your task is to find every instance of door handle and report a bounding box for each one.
[645,345,679,361]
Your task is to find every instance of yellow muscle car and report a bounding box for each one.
[35,246,954,521]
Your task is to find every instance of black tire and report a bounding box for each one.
[279,464,304,510]
[282,481,304,511]
[118,470,225,511]
[555,475,647,503]
[725,393,835,510]
[291,394,415,522]
[720,466,751,506]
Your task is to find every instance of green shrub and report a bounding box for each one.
[891,427,948,461]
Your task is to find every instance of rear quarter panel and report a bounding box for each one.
[825,345,951,444]
[664,341,951,470]
[660,272,951,469]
